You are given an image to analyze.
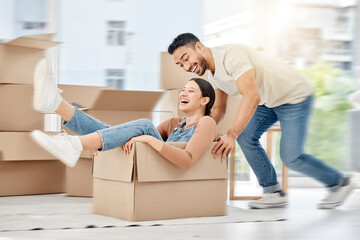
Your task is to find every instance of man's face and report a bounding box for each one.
[172,45,207,76]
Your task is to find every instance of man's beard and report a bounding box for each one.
[198,56,207,76]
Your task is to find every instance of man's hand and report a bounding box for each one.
[122,135,151,155]
[212,134,236,162]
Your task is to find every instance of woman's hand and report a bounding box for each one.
[122,135,152,155]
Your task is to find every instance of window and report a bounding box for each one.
[22,22,46,30]
[107,21,126,46]
[105,69,125,89]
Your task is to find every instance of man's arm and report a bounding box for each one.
[211,89,228,124]
[212,69,260,161]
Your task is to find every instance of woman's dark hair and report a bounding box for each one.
[168,33,200,55]
[190,78,215,116]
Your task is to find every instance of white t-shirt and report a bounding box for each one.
[207,44,313,108]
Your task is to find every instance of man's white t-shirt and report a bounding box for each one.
[207,44,313,108]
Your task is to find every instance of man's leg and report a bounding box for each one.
[274,96,354,209]
[237,105,288,208]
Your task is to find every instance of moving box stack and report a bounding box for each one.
[0,34,65,196]
[91,52,228,221]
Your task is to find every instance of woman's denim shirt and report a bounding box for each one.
[166,119,196,142]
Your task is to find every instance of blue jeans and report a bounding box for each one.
[63,108,196,151]
[237,96,343,193]
[64,108,163,151]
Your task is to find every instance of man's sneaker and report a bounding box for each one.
[249,191,288,209]
[33,58,62,113]
[317,177,354,209]
[31,130,80,167]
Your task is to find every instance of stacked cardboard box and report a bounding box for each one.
[0,34,65,196]
[59,84,164,197]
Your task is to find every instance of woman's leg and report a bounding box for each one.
[91,118,163,151]
[62,106,111,135]
[55,100,75,122]
[63,118,163,152]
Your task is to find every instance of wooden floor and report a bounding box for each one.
[0,188,359,240]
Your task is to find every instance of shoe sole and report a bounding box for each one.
[30,130,76,168]
[317,184,355,209]
[249,202,288,209]
[33,59,48,112]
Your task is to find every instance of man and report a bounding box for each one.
[167,33,354,209]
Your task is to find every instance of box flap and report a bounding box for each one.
[23,33,56,41]
[0,132,58,161]
[93,147,134,182]
[91,90,163,111]
[135,142,227,182]
[59,85,163,111]
[3,34,60,49]
[80,150,94,159]
[59,84,114,109]
[160,52,207,90]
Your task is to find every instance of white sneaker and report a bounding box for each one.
[317,178,354,209]
[31,130,80,167]
[249,191,288,209]
[33,58,62,113]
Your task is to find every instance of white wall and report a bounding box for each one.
[58,0,204,90]
[0,0,15,40]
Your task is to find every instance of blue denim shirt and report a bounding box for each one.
[166,119,196,142]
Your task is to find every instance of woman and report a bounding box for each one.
[31,59,217,169]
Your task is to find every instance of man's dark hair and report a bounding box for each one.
[190,78,215,116]
[168,33,200,55]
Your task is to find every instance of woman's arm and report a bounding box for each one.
[159,116,217,169]
[123,116,217,169]
[122,135,164,155]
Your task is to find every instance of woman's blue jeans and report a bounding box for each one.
[237,96,343,193]
[63,108,163,151]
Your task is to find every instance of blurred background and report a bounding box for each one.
[0,0,359,194]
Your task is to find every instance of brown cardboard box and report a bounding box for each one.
[59,84,163,125]
[0,33,60,84]
[0,84,44,131]
[153,89,184,118]
[59,85,164,197]
[217,96,242,136]
[93,142,227,221]
[66,151,94,197]
[160,52,208,90]
[0,132,65,196]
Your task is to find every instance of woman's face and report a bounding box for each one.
[178,80,208,114]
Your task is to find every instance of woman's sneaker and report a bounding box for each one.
[317,177,354,209]
[31,130,80,167]
[249,191,288,209]
[33,58,62,113]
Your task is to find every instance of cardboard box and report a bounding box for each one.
[217,96,242,136]
[0,84,44,131]
[154,89,184,118]
[160,52,208,90]
[59,85,163,126]
[93,142,227,221]
[0,132,65,196]
[0,33,60,84]
[66,151,94,197]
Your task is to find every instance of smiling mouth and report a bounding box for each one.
[191,65,197,73]
[180,99,189,104]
